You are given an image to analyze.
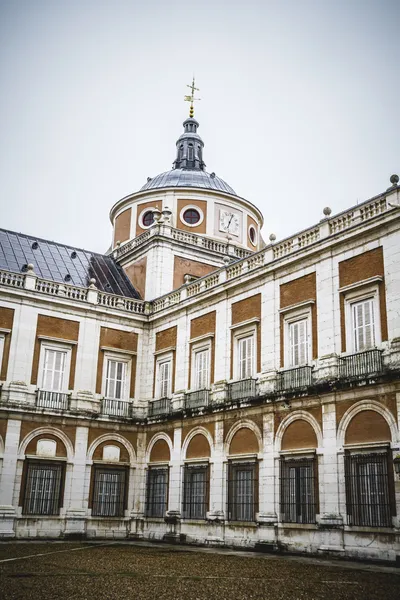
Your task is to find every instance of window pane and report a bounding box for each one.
[147,468,168,517]
[105,360,127,399]
[280,458,316,524]
[42,349,66,391]
[92,468,126,517]
[352,299,375,352]
[289,319,308,367]
[183,466,208,519]
[23,463,63,515]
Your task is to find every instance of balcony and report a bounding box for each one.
[276,366,314,392]
[148,397,172,418]
[185,389,210,410]
[228,378,257,402]
[101,398,132,418]
[36,390,70,411]
[338,348,384,380]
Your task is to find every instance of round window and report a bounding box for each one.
[249,226,257,245]
[183,208,201,225]
[142,211,154,227]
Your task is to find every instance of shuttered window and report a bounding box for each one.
[157,359,172,398]
[351,298,375,352]
[238,335,254,380]
[92,467,127,517]
[105,360,127,400]
[23,462,64,515]
[194,349,210,390]
[42,349,67,391]
[288,318,309,367]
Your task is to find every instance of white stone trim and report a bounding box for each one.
[87,433,136,465]
[274,410,323,452]
[179,205,205,228]
[18,427,75,462]
[248,224,257,247]
[338,275,383,294]
[230,317,260,330]
[279,300,315,314]
[138,206,158,229]
[181,426,214,460]
[224,419,263,457]
[337,400,398,448]
[100,346,137,356]
[146,432,173,464]
[37,335,78,345]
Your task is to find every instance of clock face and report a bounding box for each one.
[219,210,240,236]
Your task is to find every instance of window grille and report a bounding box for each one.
[42,349,66,391]
[157,359,172,399]
[182,464,209,519]
[22,461,64,515]
[92,466,127,517]
[344,451,395,527]
[194,348,210,390]
[227,461,258,522]
[238,335,254,380]
[280,457,318,523]
[105,360,127,400]
[146,467,169,517]
[351,298,375,352]
[288,318,309,367]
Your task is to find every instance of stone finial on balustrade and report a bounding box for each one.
[87,278,99,304]
[269,233,276,244]
[24,263,37,290]
[161,206,172,224]
[152,208,162,223]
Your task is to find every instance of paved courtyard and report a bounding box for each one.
[0,541,399,600]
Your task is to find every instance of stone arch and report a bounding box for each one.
[225,420,262,456]
[87,433,136,465]
[275,411,323,452]
[337,400,398,447]
[182,427,214,460]
[146,433,172,463]
[18,427,74,462]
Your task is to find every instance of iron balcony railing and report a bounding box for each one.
[276,366,314,392]
[228,378,257,402]
[338,348,384,380]
[148,397,172,418]
[101,398,132,418]
[36,390,70,411]
[185,389,210,410]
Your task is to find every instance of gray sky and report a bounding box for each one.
[1,0,399,253]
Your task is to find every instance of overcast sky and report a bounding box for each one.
[0,0,399,253]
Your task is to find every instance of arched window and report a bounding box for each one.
[188,146,194,161]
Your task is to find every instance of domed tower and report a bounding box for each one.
[109,83,264,300]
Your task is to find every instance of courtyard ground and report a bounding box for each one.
[0,541,399,600]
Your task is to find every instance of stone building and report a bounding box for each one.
[0,110,399,562]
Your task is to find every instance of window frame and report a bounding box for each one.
[344,286,381,354]
[0,333,5,378]
[182,462,210,520]
[91,464,128,518]
[283,307,312,368]
[38,341,72,393]
[233,326,257,381]
[102,352,132,401]
[145,466,169,518]
[279,454,318,524]
[191,340,211,391]
[138,207,158,229]
[179,205,204,228]
[155,352,173,399]
[22,459,65,516]
[227,459,258,522]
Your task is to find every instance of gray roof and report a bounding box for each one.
[140,169,237,196]
[0,228,141,298]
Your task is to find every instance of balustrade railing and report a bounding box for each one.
[228,378,257,402]
[276,366,314,391]
[0,270,25,288]
[148,397,172,417]
[36,390,70,410]
[338,349,384,379]
[101,398,132,418]
[185,389,210,409]
[97,291,145,313]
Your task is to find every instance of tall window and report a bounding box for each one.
[182,464,209,519]
[157,358,172,398]
[188,146,194,161]
[194,348,210,390]
[351,298,375,352]
[288,318,309,367]
[105,359,127,400]
[344,451,394,527]
[146,467,168,517]
[237,335,254,380]
[22,461,64,515]
[92,466,127,517]
[0,334,5,377]
[280,457,317,524]
[227,462,257,522]
[42,348,67,391]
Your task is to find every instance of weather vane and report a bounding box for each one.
[184,77,200,118]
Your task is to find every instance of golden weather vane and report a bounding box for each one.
[184,77,200,118]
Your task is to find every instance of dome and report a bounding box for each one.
[140,169,237,196]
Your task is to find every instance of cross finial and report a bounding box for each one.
[184,77,200,117]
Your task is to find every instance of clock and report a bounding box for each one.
[219,210,240,236]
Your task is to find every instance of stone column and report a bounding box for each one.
[0,419,22,538]
[64,426,89,538]
[129,431,146,539]
[164,427,182,541]
[206,419,225,545]
[256,413,277,544]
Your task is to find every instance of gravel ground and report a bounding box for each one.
[0,542,399,600]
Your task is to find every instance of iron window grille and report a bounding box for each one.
[338,349,384,380]
[280,456,318,524]
[344,450,395,527]
[91,466,127,517]
[227,461,258,522]
[146,467,169,518]
[22,461,64,516]
[182,464,209,519]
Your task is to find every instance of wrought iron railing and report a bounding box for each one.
[101,398,132,418]
[185,389,210,410]
[148,397,172,417]
[276,366,314,392]
[228,378,257,402]
[338,349,384,379]
[36,390,70,410]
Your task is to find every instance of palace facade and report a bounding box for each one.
[0,112,399,562]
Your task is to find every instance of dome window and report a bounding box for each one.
[142,211,155,227]
[188,146,194,161]
[183,208,201,225]
[249,225,257,246]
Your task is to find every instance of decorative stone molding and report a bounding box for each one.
[211,381,227,404]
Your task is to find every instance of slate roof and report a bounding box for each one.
[140,168,237,196]
[0,229,140,298]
